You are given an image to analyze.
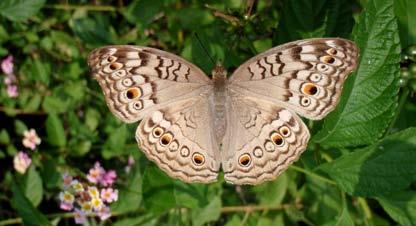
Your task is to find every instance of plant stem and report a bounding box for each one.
[290,165,337,185]
[44,4,118,11]
[0,204,301,225]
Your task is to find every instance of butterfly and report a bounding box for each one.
[87,38,358,185]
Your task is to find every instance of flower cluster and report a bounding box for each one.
[59,163,118,224]
[12,128,41,174]
[1,55,18,98]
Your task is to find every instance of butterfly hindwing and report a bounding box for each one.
[136,96,220,183]
[222,95,310,185]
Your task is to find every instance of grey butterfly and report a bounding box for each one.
[88,38,358,185]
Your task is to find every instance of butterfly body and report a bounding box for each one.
[88,38,358,185]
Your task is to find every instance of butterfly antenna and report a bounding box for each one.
[194,33,217,66]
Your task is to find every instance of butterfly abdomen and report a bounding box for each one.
[212,65,227,145]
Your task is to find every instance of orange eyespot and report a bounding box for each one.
[109,62,123,70]
[160,133,173,146]
[238,154,251,167]
[192,153,205,165]
[271,132,284,146]
[106,55,117,63]
[126,88,141,99]
[279,126,291,137]
[322,55,335,64]
[327,48,338,55]
[302,83,318,96]
[152,127,164,138]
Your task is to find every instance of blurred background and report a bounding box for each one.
[1,0,416,225]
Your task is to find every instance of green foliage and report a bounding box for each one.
[0,0,415,225]
[314,0,401,147]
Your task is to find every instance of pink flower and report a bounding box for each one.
[125,155,135,173]
[100,170,117,187]
[100,188,118,203]
[22,129,41,150]
[13,151,31,174]
[62,173,73,189]
[4,74,16,85]
[97,206,111,221]
[6,85,18,98]
[60,202,73,211]
[1,55,13,75]
[87,162,105,184]
[73,209,86,224]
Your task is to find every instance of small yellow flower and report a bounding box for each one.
[91,197,103,211]
[71,180,84,192]
[81,202,93,213]
[59,191,74,203]
[88,186,99,198]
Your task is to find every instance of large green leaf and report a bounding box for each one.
[314,0,401,147]
[23,166,43,207]
[11,179,52,226]
[378,191,416,226]
[46,114,66,147]
[320,128,416,196]
[0,0,45,21]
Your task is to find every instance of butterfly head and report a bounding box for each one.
[212,62,227,81]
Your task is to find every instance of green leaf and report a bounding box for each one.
[378,191,416,226]
[102,125,128,158]
[32,59,50,84]
[394,0,416,47]
[142,165,176,214]
[252,172,288,205]
[111,161,143,214]
[320,128,416,196]
[0,129,10,145]
[23,94,42,112]
[314,0,401,147]
[14,120,28,135]
[23,166,43,207]
[40,158,61,189]
[71,17,115,46]
[0,0,45,22]
[122,0,164,26]
[11,178,52,226]
[322,200,354,226]
[275,0,354,44]
[192,196,222,226]
[46,114,66,147]
[42,95,70,114]
[85,108,100,131]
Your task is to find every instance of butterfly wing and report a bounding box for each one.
[223,38,358,184]
[88,45,212,123]
[88,46,219,183]
[228,38,359,120]
[136,95,220,183]
[222,95,310,185]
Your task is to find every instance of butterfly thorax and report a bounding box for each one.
[212,64,228,146]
